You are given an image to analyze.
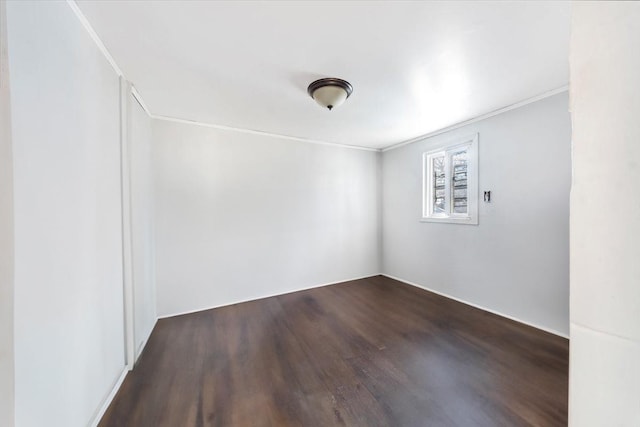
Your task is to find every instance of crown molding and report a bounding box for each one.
[151,115,380,152]
[131,86,151,116]
[66,0,123,77]
[67,1,156,120]
[381,85,569,152]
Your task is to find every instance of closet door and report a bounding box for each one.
[129,90,156,363]
[121,79,156,368]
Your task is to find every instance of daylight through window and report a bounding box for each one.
[422,134,478,224]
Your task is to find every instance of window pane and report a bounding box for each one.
[451,149,468,214]
[432,155,445,214]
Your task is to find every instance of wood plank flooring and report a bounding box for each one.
[99,276,569,427]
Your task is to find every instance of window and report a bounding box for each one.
[422,134,478,224]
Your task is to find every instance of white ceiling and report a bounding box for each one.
[77,1,570,150]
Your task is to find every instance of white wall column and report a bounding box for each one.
[569,2,640,425]
[7,2,126,425]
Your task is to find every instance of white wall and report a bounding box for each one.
[7,2,125,426]
[130,94,156,359]
[153,120,380,316]
[0,1,15,425]
[382,93,571,336]
[569,3,640,425]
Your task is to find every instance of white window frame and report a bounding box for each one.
[421,134,478,225]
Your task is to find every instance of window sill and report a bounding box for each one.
[420,216,478,225]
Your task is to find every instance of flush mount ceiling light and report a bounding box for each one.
[307,78,353,111]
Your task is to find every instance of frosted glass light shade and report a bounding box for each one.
[307,78,353,111]
[312,85,348,110]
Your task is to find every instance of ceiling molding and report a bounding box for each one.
[66,0,123,77]
[151,115,380,152]
[131,86,151,116]
[381,85,569,152]
[68,1,154,120]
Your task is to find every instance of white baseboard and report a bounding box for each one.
[89,367,128,427]
[133,316,159,366]
[157,274,380,319]
[91,318,159,425]
[381,273,570,339]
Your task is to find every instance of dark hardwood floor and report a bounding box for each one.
[99,276,569,427]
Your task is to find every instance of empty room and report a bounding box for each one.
[1,1,639,426]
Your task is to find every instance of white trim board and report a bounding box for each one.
[90,317,159,426]
[119,77,136,371]
[158,274,380,319]
[151,114,380,152]
[93,320,159,426]
[66,0,123,77]
[382,273,570,339]
[133,86,567,154]
[131,86,152,117]
[381,85,569,152]
[88,367,128,427]
[134,317,158,365]
[67,1,156,119]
